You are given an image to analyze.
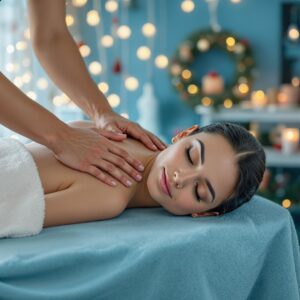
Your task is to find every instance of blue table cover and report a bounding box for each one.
[0,195,299,300]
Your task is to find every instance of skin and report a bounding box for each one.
[26,122,239,228]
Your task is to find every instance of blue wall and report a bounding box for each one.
[77,0,295,142]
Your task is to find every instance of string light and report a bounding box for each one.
[226,37,236,47]
[155,55,169,68]
[66,15,75,27]
[125,76,139,91]
[202,97,213,106]
[238,83,249,94]
[98,82,109,94]
[282,198,292,208]
[181,69,192,80]
[137,46,151,60]
[105,0,118,13]
[79,44,91,57]
[16,41,27,51]
[6,44,14,54]
[88,61,102,75]
[53,95,69,106]
[117,25,131,39]
[5,63,15,73]
[230,0,241,3]
[101,35,114,47]
[72,0,88,7]
[22,71,32,84]
[288,25,300,41]
[224,98,233,109]
[187,84,198,94]
[86,10,100,26]
[197,39,210,51]
[24,28,30,40]
[292,76,300,87]
[13,76,23,88]
[181,0,195,13]
[142,23,156,37]
[37,78,49,90]
[107,94,120,108]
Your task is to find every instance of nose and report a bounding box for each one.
[173,169,199,188]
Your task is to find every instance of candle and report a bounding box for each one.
[278,84,300,108]
[251,90,268,109]
[281,128,299,154]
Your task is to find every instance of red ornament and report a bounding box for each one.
[113,58,122,74]
[77,41,85,48]
[112,17,119,24]
[208,71,219,77]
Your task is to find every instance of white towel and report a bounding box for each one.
[0,138,45,238]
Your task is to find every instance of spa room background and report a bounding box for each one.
[0,0,300,241]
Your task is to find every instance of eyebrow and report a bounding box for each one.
[196,139,216,203]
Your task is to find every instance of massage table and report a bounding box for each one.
[0,195,299,299]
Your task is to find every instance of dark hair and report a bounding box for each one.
[190,122,266,215]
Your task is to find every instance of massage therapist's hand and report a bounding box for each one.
[95,110,167,151]
[52,125,145,188]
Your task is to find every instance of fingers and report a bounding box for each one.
[109,145,145,172]
[98,129,127,141]
[145,131,167,150]
[86,166,117,187]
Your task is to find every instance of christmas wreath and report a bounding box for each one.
[169,29,256,109]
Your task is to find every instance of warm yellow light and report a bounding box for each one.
[72,0,88,7]
[101,35,114,47]
[16,41,27,51]
[105,0,118,13]
[22,72,32,84]
[238,83,249,94]
[53,95,69,106]
[98,82,109,94]
[251,90,267,108]
[142,23,156,37]
[202,97,212,106]
[292,76,300,87]
[282,199,292,208]
[24,28,30,40]
[224,98,233,109]
[288,26,300,41]
[79,44,91,57]
[89,61,102,75]
[86,10,100,26]
[197,39,210,51]
[230,0,241,3]
[137,46,151,60]
[117,25,131,39]
[277,92,288,104]
[107,94,120,108]
[37,78,48,90]
[125,77,139,91]
[187,84,198,94]
[226,37,236,47]
[170,64,182,76]
[66,15,75,27]
[181,69,192,80]
[155,55,169,68]
[181,0,195,13]
[283,128,300,142]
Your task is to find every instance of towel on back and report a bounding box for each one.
[0,138,44,238]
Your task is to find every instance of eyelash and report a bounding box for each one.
[185,147,201,202]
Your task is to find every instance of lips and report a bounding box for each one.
[160,167,172,198]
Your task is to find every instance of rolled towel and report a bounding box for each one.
[0,138,45,238]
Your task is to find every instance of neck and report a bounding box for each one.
[132,153,160,207]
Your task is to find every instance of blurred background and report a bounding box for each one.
[0,0,299,238]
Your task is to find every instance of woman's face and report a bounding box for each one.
[147,127,239,217]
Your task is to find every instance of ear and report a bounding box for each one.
[191,211,219,218]
[171,125,199,144]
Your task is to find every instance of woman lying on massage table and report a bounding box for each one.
[26,121,266,228]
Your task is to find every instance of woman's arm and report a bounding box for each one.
[27,0,167,151]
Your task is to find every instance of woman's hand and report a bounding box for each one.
[51,125,145,188]
[95,110,167,151]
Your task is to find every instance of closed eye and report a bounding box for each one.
[186,146,201,202]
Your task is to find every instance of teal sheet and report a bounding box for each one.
[0,195,299,300]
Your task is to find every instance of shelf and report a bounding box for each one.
[264,147,300,168]
[195,105,300,124]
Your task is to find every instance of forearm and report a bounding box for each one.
[33,32,111,121]
[0,72,70,150]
